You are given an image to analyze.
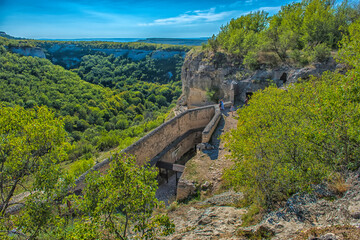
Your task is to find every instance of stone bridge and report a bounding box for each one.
[74,104,226,191]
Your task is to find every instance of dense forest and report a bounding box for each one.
[205,0,360,69]
[0,37,184,165]
[1,36,192,51]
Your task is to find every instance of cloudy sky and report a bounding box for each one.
[0,0,298,39]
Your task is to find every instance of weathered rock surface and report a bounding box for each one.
[177,178,197,202]
[181,51,241,108]
[180,50,340,108]
[45,45,186,69]
[166,203,246,240]
[167,172,360,240]
[10,43,187,69]
[247,172,360,239]
[9,46,46,58]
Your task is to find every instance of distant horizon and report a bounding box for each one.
[37,37,210,40]
[0,0,301,39]
[1,31,210,40]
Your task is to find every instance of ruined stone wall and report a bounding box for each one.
[123,105,215,166]
[155,131,202,165]
[74,105,217,190]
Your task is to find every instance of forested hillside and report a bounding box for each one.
[1,0,360,238]
[0,35,184,239]
[205,0,360,69]
[0,38,183,163]
[76,53,183,87]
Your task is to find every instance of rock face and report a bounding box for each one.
[180,50,339,108]
[167,172,360,240]
[9,43,186,69]
[248,172,360,240]
[9,47,46,58]
[45,44,186,69]
[180,51,241,108]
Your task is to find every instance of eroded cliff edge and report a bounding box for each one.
[179,49,342,108]
[9,44,187,69]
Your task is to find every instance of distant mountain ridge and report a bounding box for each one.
[137,38,208,46]
[39,37,208,46]
[0,31,25,40]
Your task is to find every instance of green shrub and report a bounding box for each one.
[96,134,119,151]
[312,43,331,62]
[116,118,129,130]
[224,67,360,208]
[68,158,95,178]
[243,51,259,70]
[206,86,220,103]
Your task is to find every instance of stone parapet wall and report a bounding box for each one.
[202,102,231,143]
[75,105,218,190]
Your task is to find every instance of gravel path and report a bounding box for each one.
[156,174,178,205]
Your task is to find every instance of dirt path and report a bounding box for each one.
[155,106,239,205]
[178,106,239,195]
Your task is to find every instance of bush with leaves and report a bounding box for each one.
[63,153,175,239]
[204,0,360,67]
[224,20,360,208]
[0,104,71,239]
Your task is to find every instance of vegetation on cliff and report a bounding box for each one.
[224,19,360,213]
[77,53,183,87]
[0,36,192,52]
[205,0,360,69]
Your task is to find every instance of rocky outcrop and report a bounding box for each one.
[167,172,360,240]
[9,43,187,69]
[245,171,360,239]
[180,50,340,108]
[180,51,241,108]
[9,47,46,58]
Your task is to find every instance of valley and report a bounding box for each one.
[1,0,360,239]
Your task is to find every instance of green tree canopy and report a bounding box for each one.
[0,104,70,238]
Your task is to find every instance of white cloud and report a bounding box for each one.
[256,6,281,14]
[139,8,234,26]
[139,4,282,27]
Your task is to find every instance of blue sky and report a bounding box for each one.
[0,0,298,39]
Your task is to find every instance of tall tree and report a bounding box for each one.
[0,104,69,238]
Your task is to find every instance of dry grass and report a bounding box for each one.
[328,174,350,196]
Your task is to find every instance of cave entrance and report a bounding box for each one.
[246,92,253,100]
[280,72,287,84]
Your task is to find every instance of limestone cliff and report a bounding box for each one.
[9,47,46,58]
[44,44,186,69]
[9,43,187,69]
[180,50,341,108]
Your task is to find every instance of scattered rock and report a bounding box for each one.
[176,179,197,201]
[196,142,215,151]
[309,232,338,240]
[201,181,211,190]
[200,191,243,206]
[348,203,360,219]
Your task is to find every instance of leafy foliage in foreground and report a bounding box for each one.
[0,114,174,239]
[34,154,173,240]
[67,153,174,239]
[223,20,360,208]
[0,105,71,239]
